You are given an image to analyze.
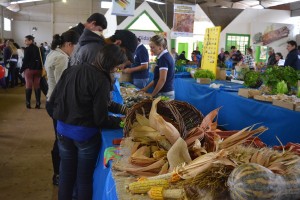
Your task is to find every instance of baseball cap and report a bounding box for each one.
[87,13,107,30]
[111,30,138,62]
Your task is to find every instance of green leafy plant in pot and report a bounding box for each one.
[243,70,262,88]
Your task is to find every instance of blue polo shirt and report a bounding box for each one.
[153,49,175,93]
[131,44,149,79]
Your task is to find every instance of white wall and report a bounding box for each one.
[11,0,107,46]
[220,8,300,57]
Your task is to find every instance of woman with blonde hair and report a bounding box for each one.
[140,35,175,99]
[3,40,18,88]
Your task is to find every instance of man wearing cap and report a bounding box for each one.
[121,38,149,89]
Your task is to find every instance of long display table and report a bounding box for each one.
[94,78,300,200]
[93,129,123,200]
[174,78,300,146]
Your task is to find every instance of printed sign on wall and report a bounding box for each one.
[112,0,135,16]
[171,4,195,38]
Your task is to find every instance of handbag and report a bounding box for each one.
[38,47,48,96]
[38,47,47,77]
[40,76,48,96]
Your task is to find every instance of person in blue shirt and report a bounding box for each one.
[284,40,300,70]
[140,35,175,99]
[122,38,149,89]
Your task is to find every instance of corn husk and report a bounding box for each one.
[149,97,180,144]
[175,150,236,179]
[167,138,192,171]
[218,125,268,150]
[130,146,158,166]
[136,113,150,126]
[113,158,167,177]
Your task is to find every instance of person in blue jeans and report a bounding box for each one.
[121,38,149,89]
[49,44,127,200]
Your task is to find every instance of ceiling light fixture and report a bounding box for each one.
[62,0,67,3]
[145,0,165,5]
[10,0,44,4]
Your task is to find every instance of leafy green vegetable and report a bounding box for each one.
[119,121,125,128]
[243,71,262,88]
[261,66,298,94]
[160,96,170,101]
[194,69,215,80]
[276,81,288,94]
[175,59,187,67]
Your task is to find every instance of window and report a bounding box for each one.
[225,33,250,55]
[4,18,11,31]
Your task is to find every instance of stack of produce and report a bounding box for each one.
[120,86,150,108]
[113,98,300,200]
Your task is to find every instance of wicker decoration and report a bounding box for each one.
[123,99,183,137]
[123,99,204,139]
[169,100,204,138]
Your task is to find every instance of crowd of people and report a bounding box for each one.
[0,12,176,200]
[218,41,300,72]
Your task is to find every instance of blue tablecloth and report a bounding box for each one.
[174,78,300,146]
[93,129,123,200]
[95,78,300,200]
[175,72,191,78]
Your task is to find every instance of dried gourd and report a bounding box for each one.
[228,163,284,200]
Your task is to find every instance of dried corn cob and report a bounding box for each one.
[148,187,164,200]
[148,187,186,200]
[128,179,169,194]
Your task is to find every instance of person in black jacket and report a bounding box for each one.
[49,44,127,200]
[20,35,43,109]
[284,40,300,70]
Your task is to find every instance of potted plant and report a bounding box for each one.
[194,69,215,84]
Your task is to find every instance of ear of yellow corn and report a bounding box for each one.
[169,173,181,183]
[128,179,169,194]
[148,187,164,200]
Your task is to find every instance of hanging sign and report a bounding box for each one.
[171,4,195,38]
[112,0,135,16]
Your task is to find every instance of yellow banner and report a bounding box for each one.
[201,26,221,75]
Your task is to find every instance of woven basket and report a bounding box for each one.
[169,100,204,138]
[123,99,184,137]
